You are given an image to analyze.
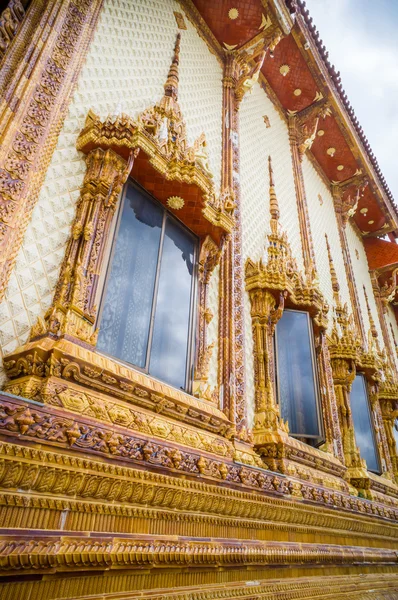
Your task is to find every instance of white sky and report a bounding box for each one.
[303,0,398,200]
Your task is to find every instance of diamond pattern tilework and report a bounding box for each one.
[0,0,223,386]
[207,265,220,389]
[239,83,303,425]
[302,155,351,330]
[345,223,384,345]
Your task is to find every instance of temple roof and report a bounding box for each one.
[364,238,398,272]
[191,0,397,238]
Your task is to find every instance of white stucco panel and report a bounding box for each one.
[302,155,351,328]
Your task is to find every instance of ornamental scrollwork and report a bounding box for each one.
[244,156,344,478]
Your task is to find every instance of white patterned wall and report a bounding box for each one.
[239,83,303,426]
[0,0,223,385]
[345,222,384,345]
[301,155,351,327]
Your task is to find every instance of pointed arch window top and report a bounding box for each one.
[76,34,234,245]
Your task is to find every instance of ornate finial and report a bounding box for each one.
[164,33,181,100]
[325,234,341,305]
[363,285,378,341]
[268,155,280,226]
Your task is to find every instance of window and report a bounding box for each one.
[275,309,323,444]
[350,374,380,473]
[97,181,198,391]
[394,419,398,451]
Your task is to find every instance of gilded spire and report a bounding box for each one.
[325,234,341,306]
[164,33,181,100]
[268,155,280,231]
[363,285,378,342]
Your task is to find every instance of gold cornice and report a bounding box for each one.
[1,437,398,537]
[0,532,397,572]
[3,337,234,439]
[59,575,398,600]
[2,395,398,519]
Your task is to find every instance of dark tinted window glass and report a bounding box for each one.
[97,185,162,367]
[276,310,321,437]
[350,374,379,473]
[149,217,195,389]
[98,182,196,390]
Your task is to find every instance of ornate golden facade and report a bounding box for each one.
[1,1,398,599]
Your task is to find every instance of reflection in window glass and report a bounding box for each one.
[97,182,197,391]
[97,185,162,367]
[275,310,321,438]
[350,374,379,473]
[150,217,195,390]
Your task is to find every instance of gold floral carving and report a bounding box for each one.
[326,235,397,494]
[3,34,235,442]
[76,35,234,241]
[245,157,345,480]
[0,0,104,302]
[193,235,222,402]
[2,397,398,518]
[0,0,26,60]
[0,533,396,572]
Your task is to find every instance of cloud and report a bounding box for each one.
[303,0,398,200]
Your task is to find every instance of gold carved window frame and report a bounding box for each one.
[94,177,200,394]
[3,34,236,441]
[274,307,325,445]
[351,372,381,475]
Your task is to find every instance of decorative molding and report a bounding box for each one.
[55,576,398,600]
[2,402,398,523]
[326,235,396,488]
[244,157,345,473]
[3,337,234,439]
[0,532,397,572]
[0,0,104,302]
[0,0,27,61]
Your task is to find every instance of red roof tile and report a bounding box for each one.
[363,237,398,271]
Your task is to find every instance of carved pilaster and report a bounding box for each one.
[326,234,362,468]
[381,400,398,482]
[218,55,246,439]
[331,185,367,344]
[245,157,346,481]
[218,27,284,438]
[193,235,221,402]
[0,0,104,302]
[368,379,394,478]
[330,356,363,470]
[31,147,134,345]
[250,289,287,436]
[371,272,395,356]
[288,103,330,280]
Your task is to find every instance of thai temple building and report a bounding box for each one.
[1,0,398,598]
